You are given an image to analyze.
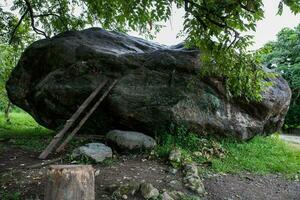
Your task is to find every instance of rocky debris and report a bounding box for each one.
[72,143,112,162]
[183,163,205,196]
[106,130,156,151]
[167,191,186,200]
[140,183,160,199]
[161,191,174,200]
[110,183,140,199]
[167,180,182,190]
[7,27,291,140]
[167,167,178,175]
[169,149,182,165]
[109,182,167,200]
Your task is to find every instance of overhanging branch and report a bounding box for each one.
[9,8,29,44]
[24,0,49,38]
[184,0,241,48]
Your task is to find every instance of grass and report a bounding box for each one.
[0,191,21,200]
[1,112,300,175]
[0,112,100,153]
[0,112,53,151]
[0,112,51,138]
[212,135,300,175]
[155,126,300,176]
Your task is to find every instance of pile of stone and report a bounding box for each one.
[72,129,156,162]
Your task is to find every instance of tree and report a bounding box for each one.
[258,24,300,127]
[0,7,35,121]
[1,0,300,101]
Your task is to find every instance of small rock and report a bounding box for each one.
[140,183,159,199]
[170,168,178,175]
[168,191,185,200]
[183,163,205,195]
[161,191,174,200]
[169,149,182,163]
[294,175,299,182]
[106,130,156,151]
[111,183,140,198]
[193,151,203,157]
[72,143,112,163]
[184,163,199,177]
[95,169,100,176]
[168,180,181,189]
[8,139,16,144]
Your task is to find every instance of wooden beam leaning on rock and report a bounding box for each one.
[38,79,109,159]
[56,79,118,152]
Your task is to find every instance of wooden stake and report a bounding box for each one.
[26,158,62,169]
[39,80,108,159]
[56,79,118,152]
[45,165,95,200]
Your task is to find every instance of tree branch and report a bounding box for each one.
[33,13,69,31]
[24,0,49,38]
[238,0,256,13]
[9,8,29,44]
[184,0,241,47]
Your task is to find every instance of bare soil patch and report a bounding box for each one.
[205,174,300,200]
[1,144,300,200]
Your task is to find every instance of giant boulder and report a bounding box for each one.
[6,28,291,140]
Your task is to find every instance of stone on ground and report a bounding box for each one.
[72,143,112,162]
[106,130,156,151]
[140,183,160,199]
[183,163,205,195]
[169,149,182,165]
[167,191,186,200]
[111,183,140,199]
[161,191,174,200]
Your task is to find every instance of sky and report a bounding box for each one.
[131,0,300,50]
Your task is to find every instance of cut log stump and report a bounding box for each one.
[45,165,95,200]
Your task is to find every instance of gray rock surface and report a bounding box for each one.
[161,191,174,200]
[140,183,160,199]
[183,163,205,195]
[72,143,112,162]
[106,130,156,151]
[168,191,186,200]
[169,149,182,166]
[6,28,291,140]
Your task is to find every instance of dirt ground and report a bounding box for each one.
[1,144,300,200]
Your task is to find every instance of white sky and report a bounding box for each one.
[2,0,300,50]
[131,0,300,50]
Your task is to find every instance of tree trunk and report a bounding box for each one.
[45,165,95,200]
[4,101,11,123]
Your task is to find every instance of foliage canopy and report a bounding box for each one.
[258,24,300,127]
[0,16,34,112]
[0,0,300,101]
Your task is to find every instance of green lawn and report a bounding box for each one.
[0,112,51,138]
[155,127,300,176]
[0,112,90,152]
[0,112,53,151]
[212,135,300,175]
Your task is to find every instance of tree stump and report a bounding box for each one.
[45,165,95,200]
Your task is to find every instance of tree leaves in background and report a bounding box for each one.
[258,24,300,127]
